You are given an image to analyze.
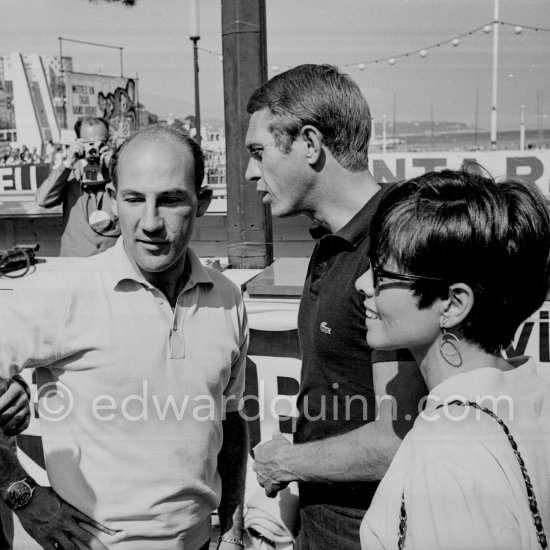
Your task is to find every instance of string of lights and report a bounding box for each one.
[198,19,549,72]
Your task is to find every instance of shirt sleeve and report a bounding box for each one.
[35,164,73,207]
[404,418,529,550]
[0,271,72,379]
[222,296,249,414]
[407,456,523,550]
[361,415,534,550]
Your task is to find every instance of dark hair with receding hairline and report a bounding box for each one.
[74,116,109,139]
[109,123,205,192]
[369,169,550,355]
[247,64,371,172]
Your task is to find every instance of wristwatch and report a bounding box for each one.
[3,476,37,510]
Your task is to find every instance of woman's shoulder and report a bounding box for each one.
[410,403,499,449]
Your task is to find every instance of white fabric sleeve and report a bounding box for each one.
[407,455,523,550]
[223,296,249,414]
[0,272,72,379]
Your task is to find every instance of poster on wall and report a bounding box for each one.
[64,72,137,148]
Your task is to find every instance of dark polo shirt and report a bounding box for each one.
[296,183,408,510]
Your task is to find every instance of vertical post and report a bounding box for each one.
[190,0,201,146]
[520,104,525,151]
[135,72,140,129]
[392,93,397,141]
[221,0,273,269]
[191,39,201,146]
[430,103,435,150]
[490,0,499,151]
[58,37,66,130]
[474,88,479,148]
[119,47,124,77]
[382,115,387,154]
[538,89,544,148]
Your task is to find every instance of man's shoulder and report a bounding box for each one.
[203,267,242,299]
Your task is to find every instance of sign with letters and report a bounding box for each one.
[369,150,550,196]
[0,164,50,199]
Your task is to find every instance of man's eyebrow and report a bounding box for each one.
[158,188,191,197]
[119,188,143,196]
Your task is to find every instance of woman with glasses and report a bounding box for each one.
[356,169,550,550]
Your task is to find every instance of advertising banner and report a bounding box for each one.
[370,150,550,196]
[0,164,50,200]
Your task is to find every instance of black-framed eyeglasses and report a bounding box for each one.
[372,263,448,287]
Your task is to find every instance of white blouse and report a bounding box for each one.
[361,358,550,550]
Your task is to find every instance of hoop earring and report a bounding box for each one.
[440,327,462,367]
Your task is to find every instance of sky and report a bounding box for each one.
[1,0,549,132]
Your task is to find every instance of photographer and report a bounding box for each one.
[36,117,120,257]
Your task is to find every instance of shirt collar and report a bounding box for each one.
[309,183,394,249]
[423,356,537,415]
[103,237,214,292]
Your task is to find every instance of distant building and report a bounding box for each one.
[0,53,153,155]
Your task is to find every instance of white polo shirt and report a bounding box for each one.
[0,238,248,549]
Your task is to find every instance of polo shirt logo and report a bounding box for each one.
[320,321,332,335]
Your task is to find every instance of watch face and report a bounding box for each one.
[7,481,33,509]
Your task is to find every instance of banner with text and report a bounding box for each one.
[369,150,550,195]
[0,164,50,200]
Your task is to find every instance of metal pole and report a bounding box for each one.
[490,0,499,151]
[392,93,397,141]
[191,37,201,146]
[538,89,544,148]
[58,37,66,130]
[119,47,124,77]
[221,0,273,269]
[382,115,387,154]
[474,88,479,148]
[430,103,435,149]
[520,104,525,151]
[135,72,140,129]
[190,0,201,146]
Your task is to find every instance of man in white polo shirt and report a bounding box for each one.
[0,124,249,550]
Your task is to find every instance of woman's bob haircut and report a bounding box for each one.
[369,169,550,355]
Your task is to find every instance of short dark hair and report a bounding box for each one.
[74,117,109,139]
[247,64,371,172]
[109,123,205,192]
[369,169,550,354]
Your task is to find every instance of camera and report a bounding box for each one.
[81,140,111,186]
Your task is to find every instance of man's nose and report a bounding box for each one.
[245,157,261,183]
[140,202,164,233]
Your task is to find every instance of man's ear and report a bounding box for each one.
[106,182,118,217]
[196,186,213,218]
[441,283,474,329]
[300,125,323,166]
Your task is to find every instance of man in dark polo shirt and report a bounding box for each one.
[246,64,427,549]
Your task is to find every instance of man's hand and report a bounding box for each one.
[16,485,117,550]
[99,144,113,171]
[0,378,31,436]
[64,141,86,169]
[252,431,293,498]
